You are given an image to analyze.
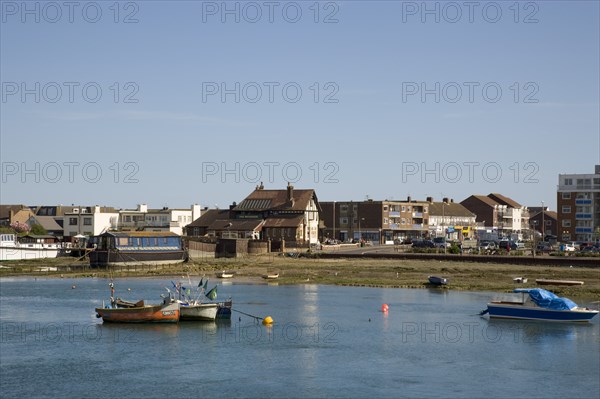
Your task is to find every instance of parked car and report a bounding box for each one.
[561,243,576,252]
[433,237,451,248]
[499,240,518,250]
[580,246,600,253]
[412,240,435,248]
[478,241,497,251]
[536,243,554,253]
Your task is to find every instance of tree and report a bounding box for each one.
[30,224,48,235]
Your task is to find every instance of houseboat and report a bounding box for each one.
[88,232,187,267]
[0,234,61,261]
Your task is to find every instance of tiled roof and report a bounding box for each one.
[263,215,304,228]
[206,219,264,231]
[428,202,476,217]
[0,205,33,219]
[488,193,522,208]
[234,188,317,212]
[187,209,231,228]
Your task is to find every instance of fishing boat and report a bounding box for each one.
[428,276,448,285]
[535,279,584,286]
[483,288,598,322]
[217,299,232,319]
[179,302,219,321]
[95,298,180,323]
[262,273,279,280]
[513,277,528,284]
[217,271,234,278]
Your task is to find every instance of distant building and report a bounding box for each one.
[62,206,119,236]
[187,183,321,245]
[529,208,557,239]
[320,196,429,243]
[0,205,35,226]
[557,165,600,242]
[25,215,64,236]
[118,204,201,235]
[461,193,529,240]
[426,197,477,240]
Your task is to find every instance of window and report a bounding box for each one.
[83,218,92,226]
[383,218,388,224]
[562,206,571,213]
[545,220,551,226]
[401,206,405,212]
[423,207,428,213]
[562,234,571,242]
[562,219,571,227]
[125,215,131,222]
[561,192,571,200]
[69,217,77,225]
[564,178,572,185]
[407,206,411,212]
[341,218,348,225]
[401,218,406,225]
[340,205,348,211]
[383,206,388,211]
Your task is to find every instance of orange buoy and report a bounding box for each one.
[381,304,389,312]
[262,316,274,325]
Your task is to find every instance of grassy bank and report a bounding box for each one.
[1,255,599,300]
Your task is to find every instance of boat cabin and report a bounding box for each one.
[90,231,183,251]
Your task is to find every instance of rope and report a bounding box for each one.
[232,308,263,321]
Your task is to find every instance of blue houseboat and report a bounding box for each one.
[89,232,187,267]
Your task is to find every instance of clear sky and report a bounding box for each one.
[1,0,599,211]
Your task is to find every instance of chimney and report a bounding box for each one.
[258,182,264,190]
[191,204,201,221]
[450,199,454,203]
[287,182,294,201]
[407,195,411,202]
[426,196,433,203]
[443,197,449,204]
[229,201,237,210]
[138,204,148,213]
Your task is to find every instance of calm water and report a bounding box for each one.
[1,277,599,399]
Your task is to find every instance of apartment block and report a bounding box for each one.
[557,165,600,242]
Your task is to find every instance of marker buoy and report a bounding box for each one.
[381,304,389,312]
[71,285,76,289]
[262,316,274,325]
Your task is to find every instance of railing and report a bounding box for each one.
[575,213,592,219]
[575,199,592,205]
[412,212,423,218]
[389,211,400,217]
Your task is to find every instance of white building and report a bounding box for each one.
[119,204,201,235]
[63,206,119,236]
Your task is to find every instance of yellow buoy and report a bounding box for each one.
[262,316,274,325]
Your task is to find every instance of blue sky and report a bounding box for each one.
[1,0,599,210]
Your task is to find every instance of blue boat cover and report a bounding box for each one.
[514,288,578,310]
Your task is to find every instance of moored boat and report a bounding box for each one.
[179,302,219,321]
[96,299,180,323]
[262,273,279,279]
[0,233,61,261]
[428,276,448,285]
[217,271,234,278]
[484,288,598,322]
[88,232,187,268]
[217,299,233,319]
[536,279,584,286]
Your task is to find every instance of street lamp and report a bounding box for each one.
[333,201,336,242]
[541,201,545,242]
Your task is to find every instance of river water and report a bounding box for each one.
[1,277,598,398]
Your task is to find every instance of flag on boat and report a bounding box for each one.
[203,279,208,291]
[198,278,203,288]
[205,286,217,300]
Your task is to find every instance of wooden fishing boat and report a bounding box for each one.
[179,302,219,321]
[217,271,234,278]
[95,298,180,323]
[262,273,279,280]
[536,279,584,286]
[483,288,598,322]
[428,276,448,285]
[217,299,232,319]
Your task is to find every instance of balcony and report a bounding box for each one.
[575,199,592,205]
[575,213,592,220]
[412,212,423,218]
[389,211,400,217]
[412,224,427,230]
[575,227,593,233]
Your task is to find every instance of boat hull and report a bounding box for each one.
[0,246,60,261]
[89,249,186,267]
[487,303,598,322]
[180,303,219,321]
[217,300,232,319]
[95,301,180,323]
[428,276,448,285]
[535,279,584,286]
